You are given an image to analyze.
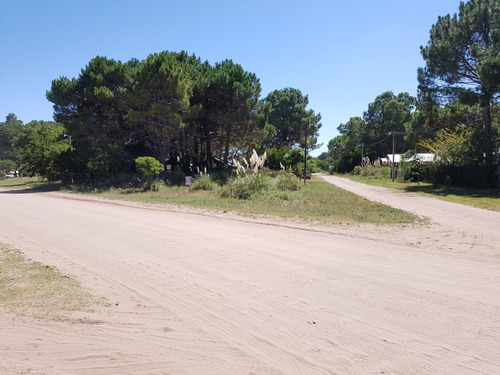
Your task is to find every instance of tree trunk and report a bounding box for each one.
[203,119,213,171]
[223,123,231,172]
[481,95,494,166]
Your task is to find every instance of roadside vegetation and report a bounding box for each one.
[345,170,500,213]
[1,1,498,223]
[0,243,99,321]
[91,174,416,225]
[0,171,416,225]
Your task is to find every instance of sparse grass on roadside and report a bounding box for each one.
[346,174,500,212]
[0,176,62,191]
[0,174,417,224]
[94,175,417,225]
[0,243,99,321]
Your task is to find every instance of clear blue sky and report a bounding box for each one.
[1,0,461,156]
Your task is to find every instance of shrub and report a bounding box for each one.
[192,175,217,191]
[353,166,362,175]
[209,171,229,186]
[275,171,300,191]
[135,157,164,176]
[359,165,391,179]
[225,173,271,199]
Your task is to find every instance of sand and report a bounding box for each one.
[0,175,499,374]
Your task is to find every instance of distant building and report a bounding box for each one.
[387,153,437,164]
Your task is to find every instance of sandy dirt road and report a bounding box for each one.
[0,179,499,375]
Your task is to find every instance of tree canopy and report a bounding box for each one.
[327,91,416,171]
[419,0,500,165]
[41,51,322,180]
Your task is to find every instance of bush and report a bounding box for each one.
[225,173,271,199]
[192,175,217,191]
[275,171,300,191]
[135,157,164,176]
[359,165,390,179]
[353,166,362,175]
[209,171,230,186]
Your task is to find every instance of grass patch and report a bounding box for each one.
[93,175,416,225]
[346,174,500,212]
[0,176,62,192]
[0,243,99,320]
[0,174,417,224]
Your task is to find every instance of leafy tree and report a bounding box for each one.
[419,126,475,165]
[0,159,17,174]
[135,156,164,176]
[328,134,363,173]
[362,91,416,156]
[264,88,321,149]
[327,92,415,172]
[13,121,68,179]
[0,113,23,161]
[198,60,268,168]
[128,52,195,166]
[47,56,135,175]
[419,0,500,165]
[282,148,304,174]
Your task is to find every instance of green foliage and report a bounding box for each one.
[283,148,304,174]
[225,173,271,199]
[313,157,330,172]
[208,171,230,186]
[127,52,194,163]
[45,51,288,180]
[192,174,217,191]
[0,159,16,173]
[0,113,23,161]
[419,0,500,165]
[171,166,186,186]
[275,171,300,191]
[135,156,164,176]
[358,165,391,179]
[13,121,69,179]
[418,126,474,165]
[327,92,416,173]
[264,88,321,149]
[353,166,362,175]
[263,147,287,170]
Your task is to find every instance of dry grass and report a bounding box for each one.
[0,243,99,321]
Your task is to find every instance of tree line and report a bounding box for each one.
[0,52,321,180]
[328,0,500,186]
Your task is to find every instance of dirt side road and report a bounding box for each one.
[0,186,499,375]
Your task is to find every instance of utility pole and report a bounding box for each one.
[359,143,364,167]
[389,131,396,182]
[304,122,308,185]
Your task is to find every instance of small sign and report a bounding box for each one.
[185,176,193,186]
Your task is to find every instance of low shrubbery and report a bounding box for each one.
[192,174,218,191]
[224,173,272,199]
[356,165,391,179]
